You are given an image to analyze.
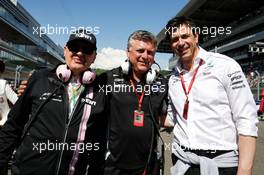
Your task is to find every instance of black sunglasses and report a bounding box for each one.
[67,42,94,55]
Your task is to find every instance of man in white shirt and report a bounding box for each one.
[163,16,258,175]
[0,60,18,127]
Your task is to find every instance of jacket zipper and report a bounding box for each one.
[55,90,81,175]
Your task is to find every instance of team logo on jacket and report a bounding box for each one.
[81,97,96,106]
[39,93,62,102]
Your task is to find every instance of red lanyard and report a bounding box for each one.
[180,59,203,119]
[130,80,145,111]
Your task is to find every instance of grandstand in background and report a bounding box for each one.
[0,0,64,87]
[156,0,264,100]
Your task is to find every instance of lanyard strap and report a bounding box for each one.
[180,59,203,96]
[180,59,203,119]
[130,80,145,111]
[68,86,93,175]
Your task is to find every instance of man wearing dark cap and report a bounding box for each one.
[0,29,107,175]
[13,30,169,175]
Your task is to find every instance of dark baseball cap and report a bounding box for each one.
[67,29,97,50]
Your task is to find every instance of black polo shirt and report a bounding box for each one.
[103,67,168,170]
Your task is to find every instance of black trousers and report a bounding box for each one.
[103,166,145,175]
[103,153,161,175]
[103,158,145,175]
[171,150,237,175]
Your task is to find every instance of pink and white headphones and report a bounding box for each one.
[56,64,96,84]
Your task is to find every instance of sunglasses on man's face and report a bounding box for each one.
[67,42,94,55]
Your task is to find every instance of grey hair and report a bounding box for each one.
[127,30,157,50]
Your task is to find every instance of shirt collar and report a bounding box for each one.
[174,46,209,74]
[68,76,81,89]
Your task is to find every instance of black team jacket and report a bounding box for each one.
[0,68,108,175]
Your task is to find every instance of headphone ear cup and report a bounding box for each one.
[82,70,96,84]
[56,64,71,82]
[121,59,130,75]
[146,69,156,84]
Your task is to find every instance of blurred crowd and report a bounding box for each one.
[242,61,264,88]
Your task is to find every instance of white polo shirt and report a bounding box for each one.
[167,47,258,151]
